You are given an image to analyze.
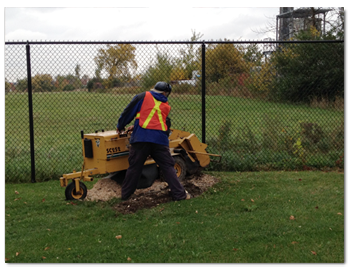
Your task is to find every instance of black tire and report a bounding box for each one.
[160,156,187,182]
[173,156,187,182]
[65,181,87,200]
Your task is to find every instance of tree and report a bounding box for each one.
[242,43,264,67]
[270,27,344,103]
[55,74,82,92]
[142,50,174,90]
[324,7,344,40]
[170,66,187,81]
[94,44,137,84]
[205,43,247,83]
[32,74,54,92]
[5,80,11,93]
[179,30,203,79]
[75,64,81,79]
[16,78,28,92]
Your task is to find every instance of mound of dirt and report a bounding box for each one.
[85,173,219,214]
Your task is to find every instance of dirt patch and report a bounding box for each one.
[85,173,219,214]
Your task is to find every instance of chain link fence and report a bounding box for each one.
[5,41,344,183]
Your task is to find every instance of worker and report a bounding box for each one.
[116,82,191,201]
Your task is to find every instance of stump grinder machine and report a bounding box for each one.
[60,129,221,200]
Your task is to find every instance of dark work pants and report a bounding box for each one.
[121,142,187,201]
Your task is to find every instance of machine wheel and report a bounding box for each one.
[159,156,187,182]
[173,156,187,182]
[65,181,87,200]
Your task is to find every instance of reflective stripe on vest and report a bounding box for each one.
[135,92,170,131]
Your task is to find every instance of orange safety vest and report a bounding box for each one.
[135,91,171,131]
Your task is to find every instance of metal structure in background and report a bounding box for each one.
[5,40,344,183]
[276,7,332,41]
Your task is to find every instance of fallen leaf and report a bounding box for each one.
[329,228,332,231]
[47,229,51,231]
[315,206,319,209]
[251,199,254,202]
[5,258,9,261]
[241,199,245,201]
[115,235,122,239]
[289,215,295,220]
[195,210,198,214]
[337,212,342,215]
[42,198,46,202]
[44,247,50,251]
[14,198,21,201]
[291,241,298,245]
[16,252,20,256]
[176,222,180,224]
[311,251,317,255]
[127,257,132,261]
[233,248,238,251]
[70,202,77,206]
[42,256,46,259]
[15,191,19,194]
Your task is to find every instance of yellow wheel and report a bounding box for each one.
[65,181,87,200]
[173,156,186,182]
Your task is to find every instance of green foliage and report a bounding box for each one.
[63,84,75,91]
[141,51,174,90]
[5,81,11,92]
[87,77,104,92]
[15,78,28,92]
[242,43,264,66]
[205,43,247,83]
[32,74,54,92]
[54,74,81,92]
[178,30,202,79]
[94,44,137,82]
[270,29,344,104]
[206,107,344,172]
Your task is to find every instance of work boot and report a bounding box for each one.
[185,190,192,200]
[172,190,192,201]
[121,194,136,201]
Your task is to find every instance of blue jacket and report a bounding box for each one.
[117,91,170,146]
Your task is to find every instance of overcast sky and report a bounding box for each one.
[4,5,279,42]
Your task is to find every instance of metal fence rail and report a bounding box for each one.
[5,40,344,183]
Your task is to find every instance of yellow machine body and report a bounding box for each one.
[60,129,221,199]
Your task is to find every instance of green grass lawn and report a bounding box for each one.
[5,92,344,183]
[5,171,344,263]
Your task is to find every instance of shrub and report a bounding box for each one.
[63,84,75,91]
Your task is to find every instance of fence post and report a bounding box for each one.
[26,41,36,183]
[201,42,206,143]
